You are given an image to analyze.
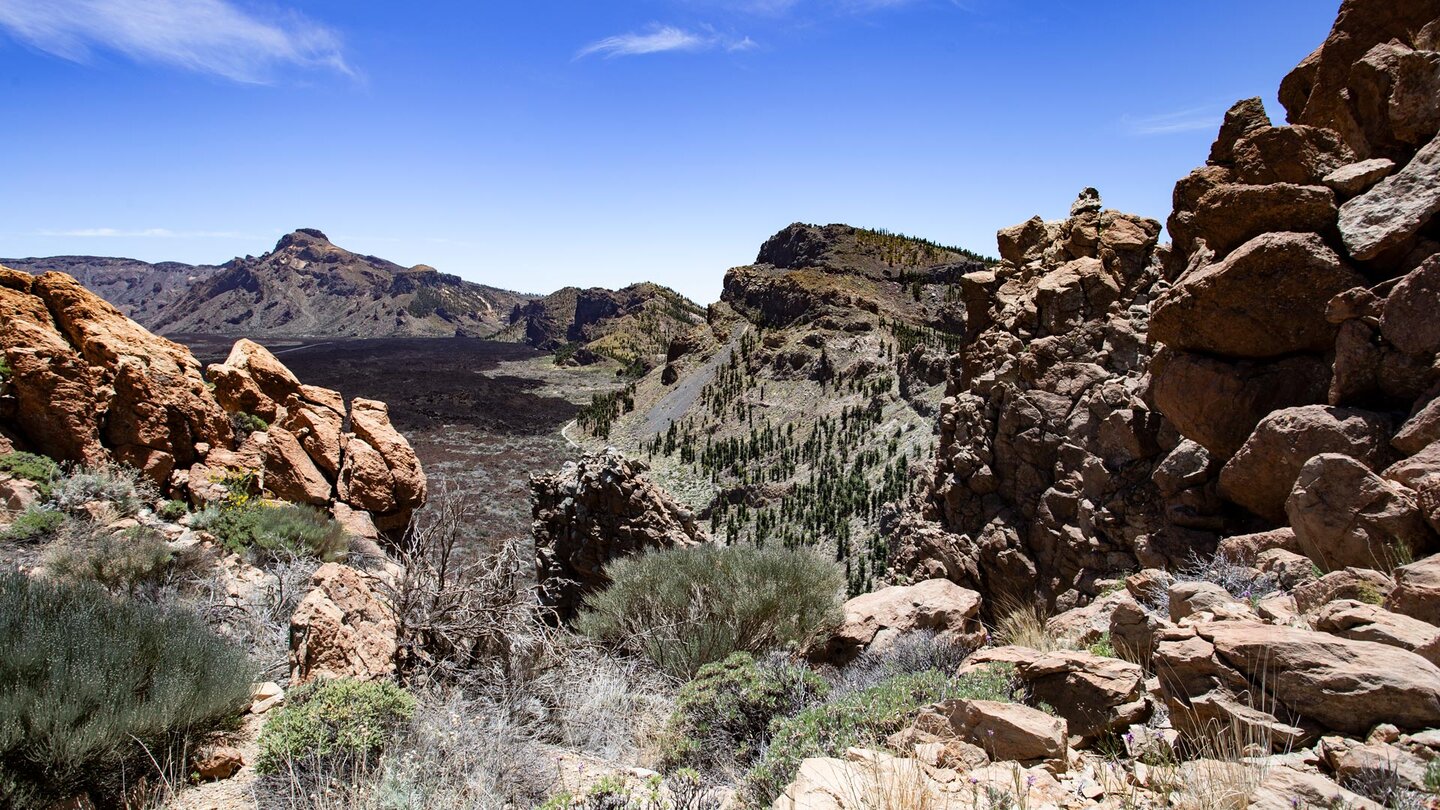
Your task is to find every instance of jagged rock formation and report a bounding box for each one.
[1147,0,1440,574]
[0,255,224,326]
[887,190,1193,611]
[505,282,706,370]
[0,268,425,528]
[531,449,707,617]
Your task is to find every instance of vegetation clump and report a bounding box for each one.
[743,666,1017,804]
[0,574,253,808]
[663,652,828,774]
[0,451,59,499]
[230,411,270,438]
[0,506,65,544]
[256,678,417,775]
[577,544,843,678]
[193,500,349,562]
[49,462,157,517]
[46,524,177,597]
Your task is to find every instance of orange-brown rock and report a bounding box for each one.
[289,563,397,683]
[1218,405,1394,523]
[1150,232,1364,360]
[242,427,333,506]
[337,435,397,515]
[207,338,304,421]
[0,269,230,477]
[807,579,984,665]
[349,399,426,509]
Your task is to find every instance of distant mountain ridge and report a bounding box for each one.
[5,229,708,373]
[0,254,225,326]
[5,229,530,339]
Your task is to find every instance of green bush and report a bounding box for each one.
[231,412,269,438]
[743,666,1017,805]
[0,506,65,544]
[576,545,843,677]
[0,355,12,381]
[193,501,349,562]
[158,499,189,521]
[50,462,156,517]
[664,652,828,774]
[0,574,254,808]
[0,452,58,499]
[255,678,416,775]
[46,524,175,597]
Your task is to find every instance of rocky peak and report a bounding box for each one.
[275,228,332,251]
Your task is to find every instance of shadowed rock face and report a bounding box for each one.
[0,267,425,529]
[531,449,707,619]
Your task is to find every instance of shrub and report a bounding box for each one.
[0,506,65,544]
[664,652,829,774]
[0,574,254,808]
[231,411,269,438]
[255,678,416,775]
[0,452,58,500]
[158,499,189,521]
[576,545,844,677]
[192,501,348,562]
[46,524,176,597]
[743,666,1017,805]
[829,631,977,699]
[1177,552,1278,603]
[50,462,157,517]
[0,355,11,380]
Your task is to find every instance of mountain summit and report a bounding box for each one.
[146,229,532,338]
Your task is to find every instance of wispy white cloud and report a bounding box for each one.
[1122,105,1224,136]
[576,24,754,59]
[35,228,254,239]
[0,0,352,83]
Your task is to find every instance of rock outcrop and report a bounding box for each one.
[289,563,399,683]
[0,268,425,529]
[532,449,708,617]
[888,189,1198,611]
[806,579,985,665]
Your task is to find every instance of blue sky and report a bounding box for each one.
[0,0,1338,303]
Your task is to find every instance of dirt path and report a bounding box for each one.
[640,323,745,437]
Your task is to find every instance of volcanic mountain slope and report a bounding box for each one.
[571,224,996,593]
[146,229,533,338]
[499,282,708,372]
[0,255,223,325]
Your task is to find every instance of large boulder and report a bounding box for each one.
[1386,555,1440,625]
[1380,255,1440,357]
[532,450,708,617]
[1217,405,1393,522]
[808,579,984,665]
[1385,440,1440,534]
[1147,350,1331,459]
[1186,183,1337,257]
[907,699,1066,765]
[1159,621,1440,738]
[206,338,305,421]
[1287,453,1435,571]
[289,563,398,683]
[346,398,426,523]
[1339,133,1440,260]
[1013,650,1149,740]
[2,271,234,481]
[1150,232,1364,360]
[1313,599,1440,662]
